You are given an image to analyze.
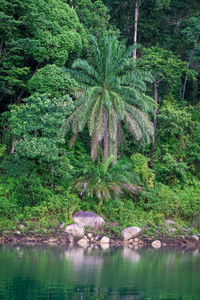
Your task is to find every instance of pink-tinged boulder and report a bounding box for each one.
[64,224,84,238]
[73,211,105,229]
[121,226,142,240]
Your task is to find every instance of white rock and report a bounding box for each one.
[121,227,142,240]
[73,211,105,229]
[168,227,177,234]
[83,235,89,240]
[192,235,199,241]
[77,239,88,247]
[100,236,110,244]
[87,233,93,238]
[152,240,162,249]
[64,224,84,238]
[165,219,176,225]
[18,224,25,230]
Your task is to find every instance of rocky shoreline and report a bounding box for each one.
[0,211,199,250]
[0,231,200,250]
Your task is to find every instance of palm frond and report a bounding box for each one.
[72,59,101,83]
[125,103,154,143]
[65,68,98,86]
[123,111,142,141]
[119,183,141,194]
[88,95,101,136]
[110,91,125,120]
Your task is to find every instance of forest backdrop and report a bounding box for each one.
[0,0,200,235]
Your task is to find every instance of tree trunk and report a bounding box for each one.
[182,34,199,99]
[182,74,188,99]
[153,81,158,131]
[103,110,109,161]
[182,50,194,99]
[133,1,139,60]
[150,80,159,157]
[11,136,16,154]
[51,165,54,190]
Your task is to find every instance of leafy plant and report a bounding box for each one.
[131,153,155,187]
[72,155,140,204]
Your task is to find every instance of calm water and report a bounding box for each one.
[0,245,199,300]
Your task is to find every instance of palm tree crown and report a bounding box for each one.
[65,35,155,162]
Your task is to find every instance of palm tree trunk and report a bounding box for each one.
[153,81,158,131]
[91,131,98,161]
[103,110,109,160]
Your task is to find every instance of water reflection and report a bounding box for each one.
[122,247,140,262]
[64,247,104,267]
[0,245,199,300]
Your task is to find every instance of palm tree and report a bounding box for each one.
[65,35,154,163]
[72,155,141,204]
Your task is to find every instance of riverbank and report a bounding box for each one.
[0,211,200,249]
[1,230,200,250]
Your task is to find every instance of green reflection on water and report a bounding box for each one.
[0,245,199,300]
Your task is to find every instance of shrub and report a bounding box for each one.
[139,182,200,221]
[131,153,155,187]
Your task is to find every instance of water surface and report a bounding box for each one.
[0,245,199,299]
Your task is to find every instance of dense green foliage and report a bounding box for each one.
[0,0,200,235]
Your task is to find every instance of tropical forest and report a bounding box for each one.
[0,0,200,238]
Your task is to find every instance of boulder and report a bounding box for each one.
[73,211,105,229]
[152,240,162,249]
[64,224,84,238]
[77,239,88,247]
[121,226,142,240]
[100,236,110,244]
